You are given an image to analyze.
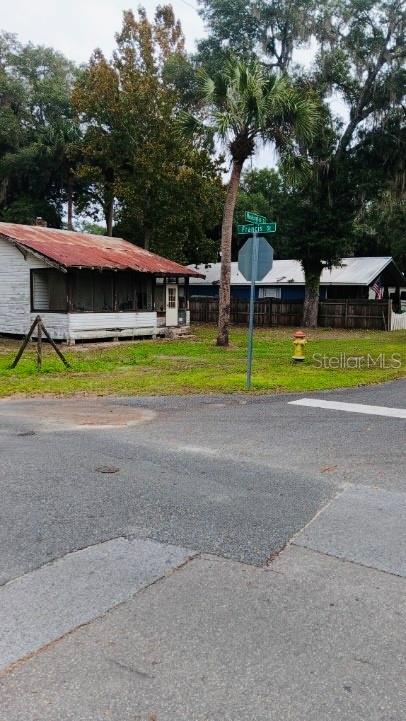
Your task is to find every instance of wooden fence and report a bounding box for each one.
[318,299,390,330]
[190,298,390,330]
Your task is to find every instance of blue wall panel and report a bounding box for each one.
[191,285,329,301]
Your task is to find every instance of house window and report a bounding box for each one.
[258,287,281,299]
[31,269,67,312]
[178,285,186,309]
[155,285,165,313]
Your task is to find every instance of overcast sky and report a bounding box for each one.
[3,0,281,167]
[3,1,336,169]
[3,0,205,61]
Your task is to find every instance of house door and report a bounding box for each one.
[166,284,178,326]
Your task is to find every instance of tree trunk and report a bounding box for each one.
[67,181,74,231]
[217,160,243,347]
[105,196,114,237]
[0,177,8,205]
[144,226,151,251]
[303,265,322,328]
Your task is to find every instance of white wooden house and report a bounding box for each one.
[0,223,204,343]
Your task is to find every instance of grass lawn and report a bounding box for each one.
[0,324,405,398]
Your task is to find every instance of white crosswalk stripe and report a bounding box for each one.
[289,398,406,419]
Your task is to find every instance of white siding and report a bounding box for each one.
[29,312,70,340]
[0,238,49,334]
[29,311,157,341]
[68,312,156,333]
[67,312,157,340]
[0,238,162,340]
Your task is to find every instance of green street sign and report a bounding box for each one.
[237,223,277,235]
[245,210,267,225]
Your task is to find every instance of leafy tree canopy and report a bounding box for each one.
[0,32,79,226]
[71,5,224,260]
[196,0,405,325]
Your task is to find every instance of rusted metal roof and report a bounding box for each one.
[0,223,205,277]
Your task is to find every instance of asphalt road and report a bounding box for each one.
[0,379,405,584]
[0,380,405,720]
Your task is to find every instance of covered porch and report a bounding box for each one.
[30,268,192,342]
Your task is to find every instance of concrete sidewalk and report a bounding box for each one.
[1,485,405,721]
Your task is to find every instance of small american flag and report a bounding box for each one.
[371,275,384,300]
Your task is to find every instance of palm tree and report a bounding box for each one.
[180,57,319,346]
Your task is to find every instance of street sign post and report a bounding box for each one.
[238,213,275,389]
[245,234,259,390]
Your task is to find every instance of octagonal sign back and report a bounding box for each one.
[238,237,274,282]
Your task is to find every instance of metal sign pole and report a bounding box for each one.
[246,232,259,390]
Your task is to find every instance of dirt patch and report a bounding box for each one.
[0,398,156,430]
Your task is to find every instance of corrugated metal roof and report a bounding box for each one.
[189,258,400,286]
[0,223,204,277]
